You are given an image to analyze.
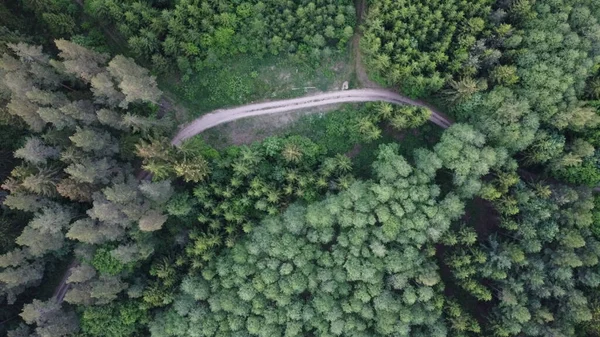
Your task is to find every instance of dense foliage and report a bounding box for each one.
[2,0,600,337]
[362,0,492,97]
[148,142,468,337]
[446,183,600,336]
[0,41,173,335]
[84,0,356,74]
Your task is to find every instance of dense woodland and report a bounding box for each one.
[2,0,600,337]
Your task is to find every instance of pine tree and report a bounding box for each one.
[54,39,109,82]
[69,127,119,155]
[14,137,60,165]
[91,72,125,107]
[138,209,168,232]
[107,55,162,107]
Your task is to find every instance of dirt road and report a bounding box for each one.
[171,88,452,145]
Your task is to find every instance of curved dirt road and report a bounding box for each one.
[171,89,452,145]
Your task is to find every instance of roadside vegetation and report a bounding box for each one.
[161,53,352,117]
[1,1,600,337]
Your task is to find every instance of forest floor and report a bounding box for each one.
[352,0,381,89]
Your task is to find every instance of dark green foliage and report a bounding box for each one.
[553,159,600,187]
[21,0,80,38]
[165,192,196,219]
[179,135,355,266]
[79,302,149,337]
[85,0,355,74]
[593,196,600,239]
[149,143,466,337]
[446,182,600,336]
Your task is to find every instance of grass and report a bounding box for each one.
[159,51,353,119]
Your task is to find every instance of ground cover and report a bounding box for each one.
[160,52,354,118]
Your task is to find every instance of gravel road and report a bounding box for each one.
[171,88,452,145]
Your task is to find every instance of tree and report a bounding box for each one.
[67,218,116,244]
[35,107,70,130]
[91,72,125,107]
[107,55,162,107]
[6,98,45,132]
[90,275,128,304]
[150,143,464,337]
[96,108,125,130]
[281,143,303,163]
[138,209,168,232]
[64,157,115,184]
[490,65,519,86]
[55,39,108,82]
[173,157,210,182]
[0,39,176,325]
[56,178,94,202]
[16,226,64,256]
[14,137,59,165]
[0,261,44,303]
[28,204,73,234]
[80,302,149,337]
[139,180,173,204]
[20,299,79,337]
[444,78,486,104]
[434,124,506,197]
[67,264,97,284]
[69,127,119,154]
[454,87,538,153]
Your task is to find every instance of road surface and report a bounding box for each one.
[171,88,452,145]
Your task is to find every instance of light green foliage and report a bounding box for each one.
[453,87,538,153]
[509,2,600,129]
[92,247,129,276]
[387,106,432,130]
[150,144,465,337]
[448,1,600,185]
[289,104,381,154]
[434,124,506,197]
[362,0,492,97]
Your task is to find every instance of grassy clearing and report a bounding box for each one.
[159,52,354,119]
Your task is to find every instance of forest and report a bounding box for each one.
[1,0,600,337]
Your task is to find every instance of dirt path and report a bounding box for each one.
[171,0,453,146]
[352,0,380,89]
[171,88,453,145]
[52,260,78,303]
